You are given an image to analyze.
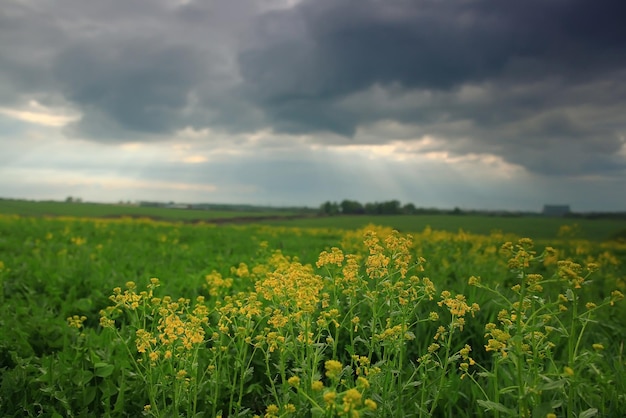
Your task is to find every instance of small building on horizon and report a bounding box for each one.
[542,204,571,217]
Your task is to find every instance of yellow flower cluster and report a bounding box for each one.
[255,251,323,316]
[321,386,377,418]
[325,359,343,379]
[260,403,295,418]
[438,291,480,330]
[316,247,345,268]
[484,323,512,357]
[384,230,414,278]
[524,273,544,293]
[156,296,207,350]
[101,279,209,366]
[458,344,476,377]
[557,260,585,289]
[67,315,87,329]
[364,231,390,280]
[136,328,156,353]
[610,290,624,306]
[204,271,233,297]
[373,322,415,343]
[502,239,536,271]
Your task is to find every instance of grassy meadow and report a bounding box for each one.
[1,203,625,417]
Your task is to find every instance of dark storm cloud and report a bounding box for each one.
[238,0,626,175]
[0,0,266,138]
[54,40,205,136]
[241,0,626,102]
[1,0,626,177]
[0,1,64,103]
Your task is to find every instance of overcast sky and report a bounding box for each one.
[1,0,625,211]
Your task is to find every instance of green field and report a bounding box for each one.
[0,199,301,222]
[1,206,625,416]
[1,199,625,241]
[265,214,626,241]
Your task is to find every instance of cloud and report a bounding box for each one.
[54,40,206,137]
[239,0,626,102]
[1,0,625,208]
[237,0,626,175]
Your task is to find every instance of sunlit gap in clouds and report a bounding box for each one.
[326,142,419,202]
[322,135,530,208]
[0,101,80,128]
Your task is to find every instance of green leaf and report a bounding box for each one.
[84,385,97,405]
[579,408,598,418]
[94,363,114,378]
[539,378,565,391]
[98,380,118,398]
[311,406,325,418]
[72,370,94,386]
[113,374,126,413]
[477,400,517,416]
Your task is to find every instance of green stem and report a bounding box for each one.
[515,273,528,417]
[429,321,455,416]
[493,358,500,418]
[567,291,579,418]
[265,348,280,406]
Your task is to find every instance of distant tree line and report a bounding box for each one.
[65,196,83,203]
[319,200,626,219]
[319,199,445,215]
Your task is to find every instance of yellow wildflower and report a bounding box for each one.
[316,247,345,268]
[135,329,156,353]
[265,404,279,418]
[325,360,343,379]
[356,376,370,389]
[311,380,324,391]
[428,343,440,353]
[323,391,336,405]
[342,388,362,411]
[67,315,87,329]
[468,276,481,286]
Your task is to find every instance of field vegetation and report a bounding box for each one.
[1,198,625,241]
[0,199,304,222]
[0,208,625,417]
[266,215,626,242]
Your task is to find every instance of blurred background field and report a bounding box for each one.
[1,198,624,241]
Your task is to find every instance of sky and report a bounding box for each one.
[1,0,626,212]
